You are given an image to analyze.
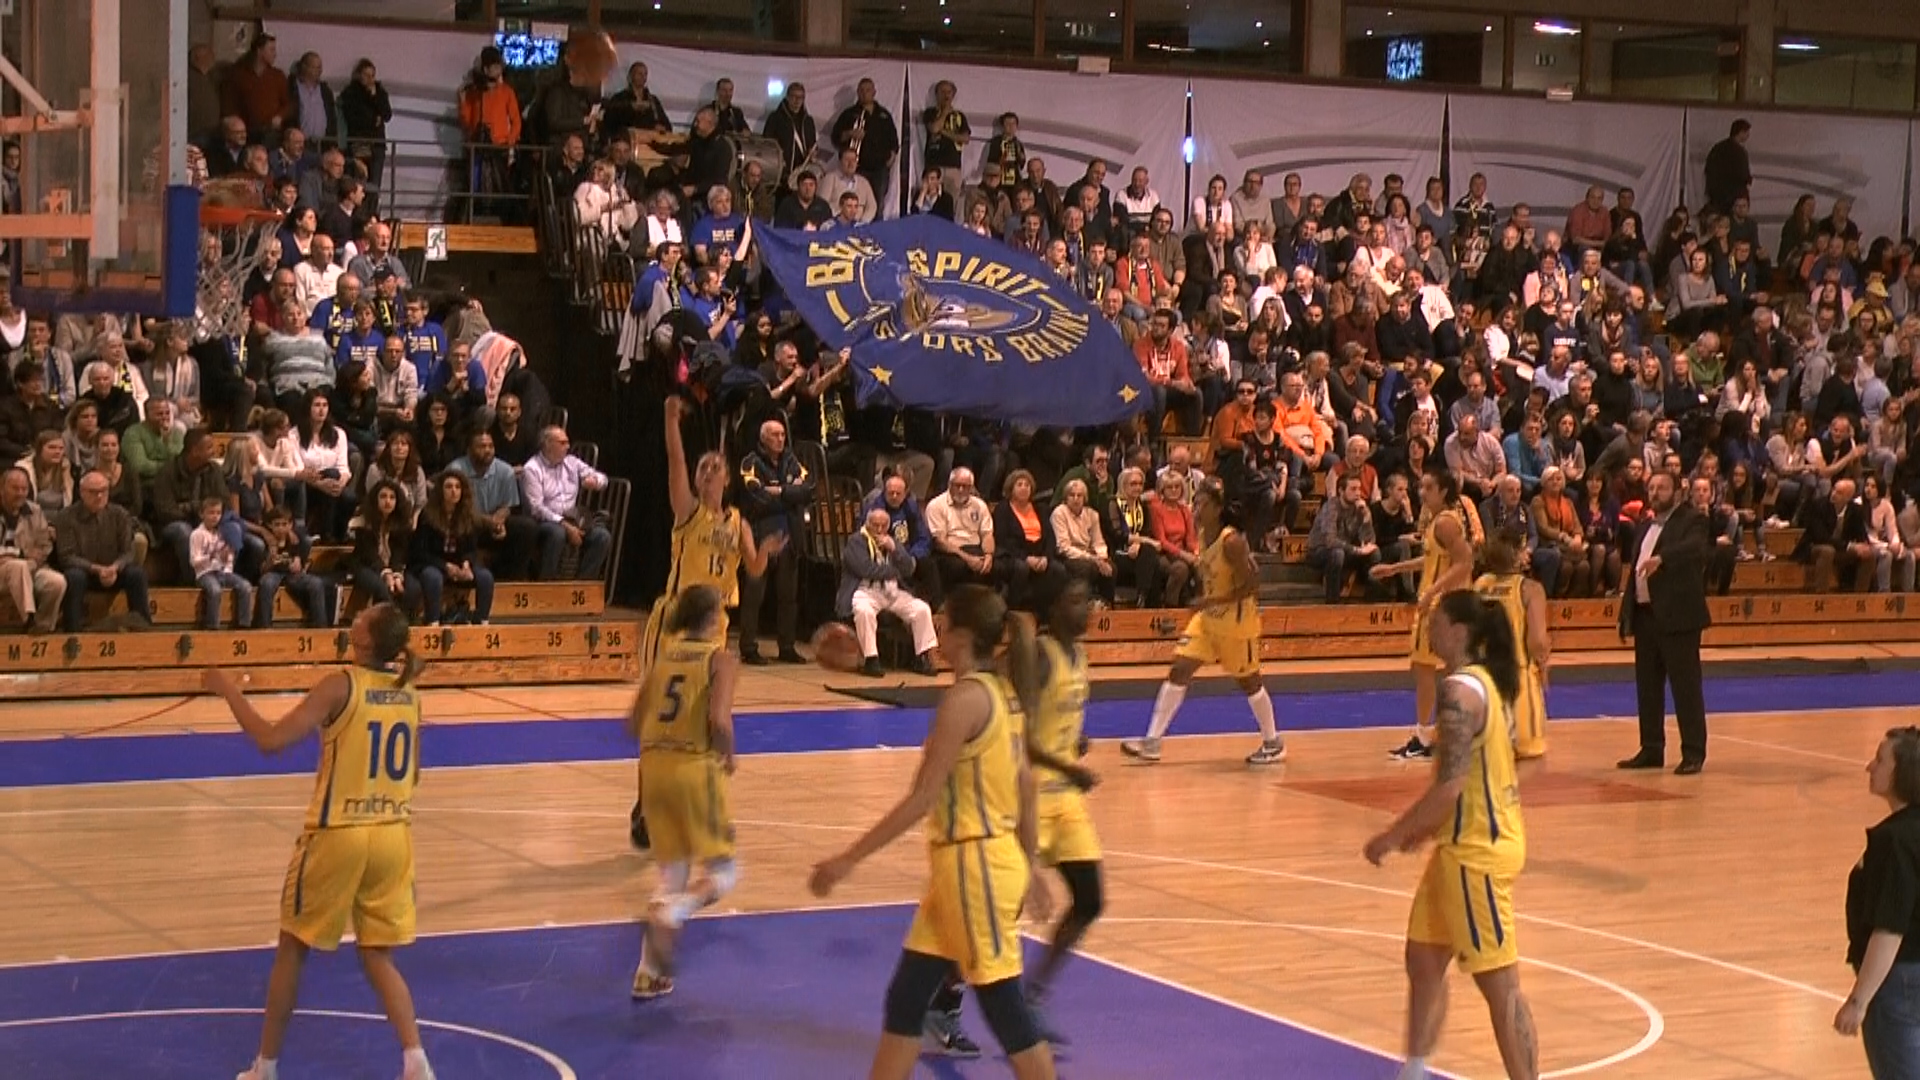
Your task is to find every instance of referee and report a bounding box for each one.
[1616,472,1711,775]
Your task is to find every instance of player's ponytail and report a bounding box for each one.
[947,584,1043,717]
[665,583,723,636]
[1436,590,1519,704]
[365,602,424,687]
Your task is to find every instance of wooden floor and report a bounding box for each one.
[0,666,1883,1079]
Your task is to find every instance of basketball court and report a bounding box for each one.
[0,665,1889,1079]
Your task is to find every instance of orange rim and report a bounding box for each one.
[199,205,283,229]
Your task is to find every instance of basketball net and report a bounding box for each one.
[197,179,283,342]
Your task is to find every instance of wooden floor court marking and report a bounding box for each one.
[1709,733,1862,766]
[1096,916,1664,1078]
[0,1006,579,1078]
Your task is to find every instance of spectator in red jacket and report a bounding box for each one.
[221,33,293,141]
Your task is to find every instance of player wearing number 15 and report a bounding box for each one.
[633,395,782,851]
[629,584,742,999]
[206,603,435,1080]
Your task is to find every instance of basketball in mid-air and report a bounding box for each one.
[567,27,617,89]
[810,622,863,673]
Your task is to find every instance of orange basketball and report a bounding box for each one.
[810,622,864,673]
[568,27,617,89]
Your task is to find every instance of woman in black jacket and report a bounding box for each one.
[410,470,494,625]
[1838,726,1920,1077]
[991,468,1066,613]
[347,479,420,616]
[339,59,393,194]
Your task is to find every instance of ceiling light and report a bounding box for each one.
[1777,40,1820,52]
[1532,20,1580,36]
[1254,20,1263,28]
[1484,24,1494,32]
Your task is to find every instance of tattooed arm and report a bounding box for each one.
[1364,675,1486,864]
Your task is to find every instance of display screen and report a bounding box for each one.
[494,32,562,69]
[1385,37,1426,81]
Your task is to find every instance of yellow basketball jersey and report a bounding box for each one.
[1474,573,1533,668]
[1031,638,1090,794]
[929,673,1025,846]
[667,503,743,606]
[636,631,723,758]
[1419,508,1463,593]
[305,667,421,830]
[1198,524,1258,629]
[1440,664,1526,870]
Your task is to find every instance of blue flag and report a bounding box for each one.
[756,217,1150,427]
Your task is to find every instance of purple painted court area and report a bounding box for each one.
[0,905,1404,1079]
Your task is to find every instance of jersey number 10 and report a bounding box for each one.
[366,721,414,781]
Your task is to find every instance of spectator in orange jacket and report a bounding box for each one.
[221,33,293,141]
[459,47,523,149]
[1274,369,1333,471]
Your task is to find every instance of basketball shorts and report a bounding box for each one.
[641,754,736,863]
[1407,847,1520,975]
[904,834,1030,986]
[281,823,416,951]
[1173,611,1261,679]
[1037,787,1101,866]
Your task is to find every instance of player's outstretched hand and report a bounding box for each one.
[809,854,853,898]
[202,668,243,699]
[1362,831,1397,867]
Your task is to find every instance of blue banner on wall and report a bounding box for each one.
[756,218,1150,428]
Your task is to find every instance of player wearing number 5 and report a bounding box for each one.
[633,396,782,850]
[629,584,741,999]
[208,603,435,1080]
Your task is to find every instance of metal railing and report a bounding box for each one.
[331,134,552,225]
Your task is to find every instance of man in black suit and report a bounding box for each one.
[1618,472,1712,775]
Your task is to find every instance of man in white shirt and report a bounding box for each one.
[519,426,612,581]
[1114,166,1161,239]
[294,236,344,318]
[924,467,997,599]
[817,148,877,224]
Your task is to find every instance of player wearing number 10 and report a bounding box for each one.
[629,584,741,999]
[206,603,436,1080]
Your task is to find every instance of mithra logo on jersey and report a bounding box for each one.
[341,794,412,818]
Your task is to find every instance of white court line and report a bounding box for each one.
[1066,936,1468,1080]
[0,1007,578,1079]
[1713,734,1863,766]
[1095,916,1662,1079]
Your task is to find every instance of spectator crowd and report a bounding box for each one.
[178,29,1920,659]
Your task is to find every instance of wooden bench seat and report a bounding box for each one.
[55,581,606,630]
[0,617,639,699]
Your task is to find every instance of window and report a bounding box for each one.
[1511,18,1581,94]
[1043,0,1122,60]
[1587,24,1733,103]
[1774,36,1917,112]
[1132,0,1299,73]
[599,0,803,41]
[847,0,1034,55]
[1345,6,1502,89]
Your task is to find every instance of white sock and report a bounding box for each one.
[1397,1056,1428,1080]
[1145,682,1187,740]
[1247,687,1277,741]
[252,1058,279,1080]
[402,1047,431,1074]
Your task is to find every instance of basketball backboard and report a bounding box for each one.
[0,0,195,318]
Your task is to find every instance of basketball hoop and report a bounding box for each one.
[197,200,283,341]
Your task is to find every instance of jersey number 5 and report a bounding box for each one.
[366,721,414,781]
[658,674,687,723]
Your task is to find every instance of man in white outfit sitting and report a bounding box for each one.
[837,508,937,678]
